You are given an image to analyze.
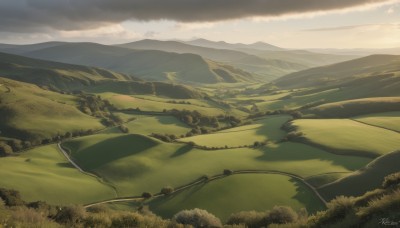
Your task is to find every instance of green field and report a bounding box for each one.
[180,115,291,147]
[319,150,400,200]
[63,132,370,198]
[100,92,226,115]
[0,144,115,204]
[310,97,400,118]
[148,174,325,221]
[0,78,104,140]
[102,115,190,136]
[291,119,400,157]
[354,111,400,132]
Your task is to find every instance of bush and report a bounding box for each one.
[119,125,129,133]
[173,208,222,227]
[223,169,234,175]
[54,205,86,224]
[111,213,144,227]
[142,192,152,199]
[0,143,13,157]
[161,186,174,195]
[0,188,25,206]
[261,206,298,226]
[227,210,265,228]
[382,172,400,189]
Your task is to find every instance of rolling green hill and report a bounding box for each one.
[318,150,400,200]
[0,144,115,204]
[63,132,369,197]
[0,52,129,91]
[149,174,325,221]
[117,39,307,80]
[290,119,400,157]
[275,55,400,88]
[310,97,400,118]
[15,43,256,84]
[117,39,269,65]
[0,77,103,141]
[238,49,359,68]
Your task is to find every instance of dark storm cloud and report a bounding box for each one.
[0,0,395,32]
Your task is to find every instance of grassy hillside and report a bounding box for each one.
[118,39,307,81]
[149,174,325,221]
[85,80,203,99]
[310,97,400,118]
[354,111,400,132]
[319,150,400,200]
[0,144,115,204]
[290,119,400,157]
[0,52,128,91]
[17,43,255,84]
[117,39,268,65]
[63,133,370,197]
[102,115,190,136]
[99,93,226,116]
[275,55,400,88]
[0,77,103,141]
[239,49,358,68]
[179,115,291,147]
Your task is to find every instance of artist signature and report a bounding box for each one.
[379,218,400,226]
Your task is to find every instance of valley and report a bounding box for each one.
[0,38,399,227]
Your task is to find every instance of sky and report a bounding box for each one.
[0,0,399,49]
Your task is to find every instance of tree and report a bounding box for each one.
[223,169,234,175]
[161,186,174,195]
[141,192,152,199]
[0,143,13,156]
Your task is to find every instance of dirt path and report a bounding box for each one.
[57,143,119,197]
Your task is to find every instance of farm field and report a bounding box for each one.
[0,144,115,204]
[291,119,400,157]
[102,115,190,135]
[99,92,227,115]
[179,115,291,147]
[62,132,370,197]
[354,111,400,132]
[148,174,325,221]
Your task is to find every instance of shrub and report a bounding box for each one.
[119,125,129,133]
[0,188,25,206]
[223,169,234,175]
[111,213,144,227]
[227,210,265,228]
[0,143,13,157]
[8,207,57,227]
[161,186,174,195]
[261,206,298,226]
[54,205,86,224]
[382,172,400,189]
[173,208,222,227]
[83,213,112,228]
[142,192,152,199]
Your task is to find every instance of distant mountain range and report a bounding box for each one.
[0,39,364,83]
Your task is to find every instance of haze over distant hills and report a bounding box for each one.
[0,39,364,83]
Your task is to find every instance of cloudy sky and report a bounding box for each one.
[0,0,399,48]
